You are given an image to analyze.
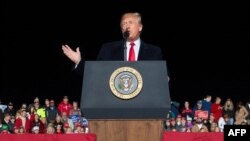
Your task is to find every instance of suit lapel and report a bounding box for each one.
[138,41,147,60]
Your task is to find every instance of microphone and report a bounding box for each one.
[123,30,130,39]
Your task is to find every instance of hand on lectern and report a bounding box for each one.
[62,44,82,65]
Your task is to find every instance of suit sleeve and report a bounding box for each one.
[73,60,85,76]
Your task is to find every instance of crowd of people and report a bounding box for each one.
[164,95,250,132]
[0,95,249,134]
[0,96,89,134]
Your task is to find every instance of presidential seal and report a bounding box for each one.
[109,67,143,100]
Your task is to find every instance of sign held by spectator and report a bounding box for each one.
[195,110,208,119]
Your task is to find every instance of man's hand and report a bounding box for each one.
[62,44,81,65]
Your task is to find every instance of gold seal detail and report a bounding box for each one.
[109,67,143,100]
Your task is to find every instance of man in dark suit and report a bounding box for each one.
[62,12,163,72]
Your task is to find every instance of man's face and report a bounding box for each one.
[120,15,142,41]
[184,101,189,107]
[8,105,13,109]
[50,102,55,107]
[63,98,68,103]
[207,96,212,102]
[45,99,50,105]
[216,98,221,104]
[21,111,27,117]
[34,102,39,108]
[196,118,203,124]
[5,115,11,121]
[61,112,67,120]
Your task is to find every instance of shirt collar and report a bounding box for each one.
[126,38,141,48]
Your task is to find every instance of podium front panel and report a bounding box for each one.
[80,61,171,119]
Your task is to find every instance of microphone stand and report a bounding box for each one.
[123,39,127,61]
[123,31,129,61]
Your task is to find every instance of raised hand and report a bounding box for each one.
[62,44,82,65]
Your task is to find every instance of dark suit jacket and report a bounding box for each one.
[96,40,162,60]
[75,40,163,75]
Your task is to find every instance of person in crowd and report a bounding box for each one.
[169,101,180,118]
[27,104,35,122]
[0,107,3,121]
[31,126,40,134]
[46,100,59,124]
[69,101,82,125]
[201,95,212,116]
[163,119,171,131]
[44,99,50,109]
[218,114,229,132]
[191,117,208,132]
[208,121,217,132]
[13,126,19,134]
[186,116,193,129]
[55,124,63,134]
[175,114,182,131]
[4,102,16,117]
[34,97,40,103]
[235,101,249,125]
[33,101,46,120]
[170,118,177,131]
[46,124,55,134]
[10,115,16,126]
[69,101,82,117]
[179,117,187,132]
[30,113,46,133]
[192,100,205,119]
[74,122,84,133]
[222,98,235,125]
[181,101,193,120]
[54,115,64,131]
[204,113,215,132]
[18,126,25,134]
[34,101,40,112]
[211,97,223,122]
[63,122,73,134]
[58,96,73,116]
[15,109,31,133]
[20,103,28,111]
[1,113,14,133]
[214,126,221,132]
[61,112,74,130]
[245,98,250,125]
[36,104,46,120]
[0,124,10,134]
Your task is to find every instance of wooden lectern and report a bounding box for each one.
[80,61,171,141]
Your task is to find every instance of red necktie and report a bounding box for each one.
[128,42,135,61]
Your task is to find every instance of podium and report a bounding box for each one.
[80,61,171,141]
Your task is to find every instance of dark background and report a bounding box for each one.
[1,1,249,108]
